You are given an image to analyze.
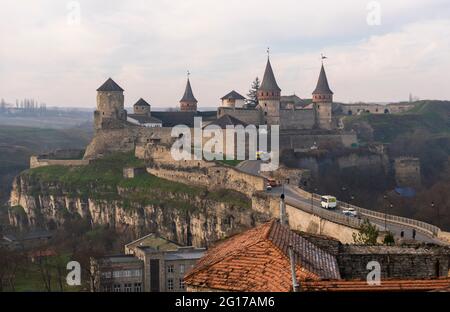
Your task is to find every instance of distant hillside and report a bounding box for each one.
[344,100,450,143]
[0,125,92,204]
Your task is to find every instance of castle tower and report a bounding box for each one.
[94,78,127,130]
[133,98,151,116]
[258,53,281,125]
[179,74,198,112]
[312,63,333,130]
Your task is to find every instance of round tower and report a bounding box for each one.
[257,55,281,125]
[312,63,333,130]
[180,74,198,112]
[95,78,127,130]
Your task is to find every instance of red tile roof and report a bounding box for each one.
[302,279,450,292]
[185,220,340,292]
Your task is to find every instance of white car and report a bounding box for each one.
[266,184,272,191]
[342,208,358,217]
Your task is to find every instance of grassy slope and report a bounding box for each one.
[344,100,450,143]
[26,153,251,211]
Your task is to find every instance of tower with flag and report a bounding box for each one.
[257,48,282,126]
[312,55,334,130]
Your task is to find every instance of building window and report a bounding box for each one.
[101,271,112,279]
[113,271,121,278]
[167,278,174,290]
[179,264,185,274]
[179,278,185,290]
[124,283,132,292]
[133,269,142,277]
[134,283,142,292]
[124,270,132,277]
[113,284,121,292]
[178,278,184,289]
[167,264,174,274]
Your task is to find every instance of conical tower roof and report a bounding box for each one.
[312,64,333,95]
[180,78,198,103]
[259,58,281,92]
[96,78,124,92]
[134,98,150,107]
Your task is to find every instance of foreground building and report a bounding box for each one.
[185,220,450,292]
[92,234,205,292]
[184,219,341,292]
[92,255,144,292]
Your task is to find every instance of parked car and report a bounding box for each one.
[266,184,273,191]
[320,196,337,210]
[342,207,358,217]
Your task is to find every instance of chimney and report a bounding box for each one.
[280,194,287,225]
[288,245,300,292]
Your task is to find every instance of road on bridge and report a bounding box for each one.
[237,160,441,244]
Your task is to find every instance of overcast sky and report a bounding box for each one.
[1,0,450,108]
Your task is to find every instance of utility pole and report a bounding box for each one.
[432,202,440,228]
[280,194,287,225]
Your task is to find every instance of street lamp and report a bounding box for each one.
[385,203,393,231]
[383,195,388,231]
[432,201,439,228]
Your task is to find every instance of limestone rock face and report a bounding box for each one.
[8,174,270,247]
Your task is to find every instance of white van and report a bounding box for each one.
[321,196,337,210]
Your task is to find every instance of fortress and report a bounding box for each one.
[84,55,357,159]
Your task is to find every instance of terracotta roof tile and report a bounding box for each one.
[185,220,340,292]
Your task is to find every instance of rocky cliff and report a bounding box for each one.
[8,153,270,247]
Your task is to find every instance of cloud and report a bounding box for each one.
[1,0,450,107]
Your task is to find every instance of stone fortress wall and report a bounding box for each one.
[337,245,450,280]
[339,102,415,116]
[84,127,174,160]
[30,149,90,169]
[217,107,263,125]
[394,157,421,187]
[279,131,358,151]
[136,143,266,197]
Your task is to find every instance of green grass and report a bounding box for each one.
[25,152,251,212]
[206,189,251,209]
[216,159,243,167]
[9,255,82,292]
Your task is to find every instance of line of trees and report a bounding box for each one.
[0,98,47,114]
